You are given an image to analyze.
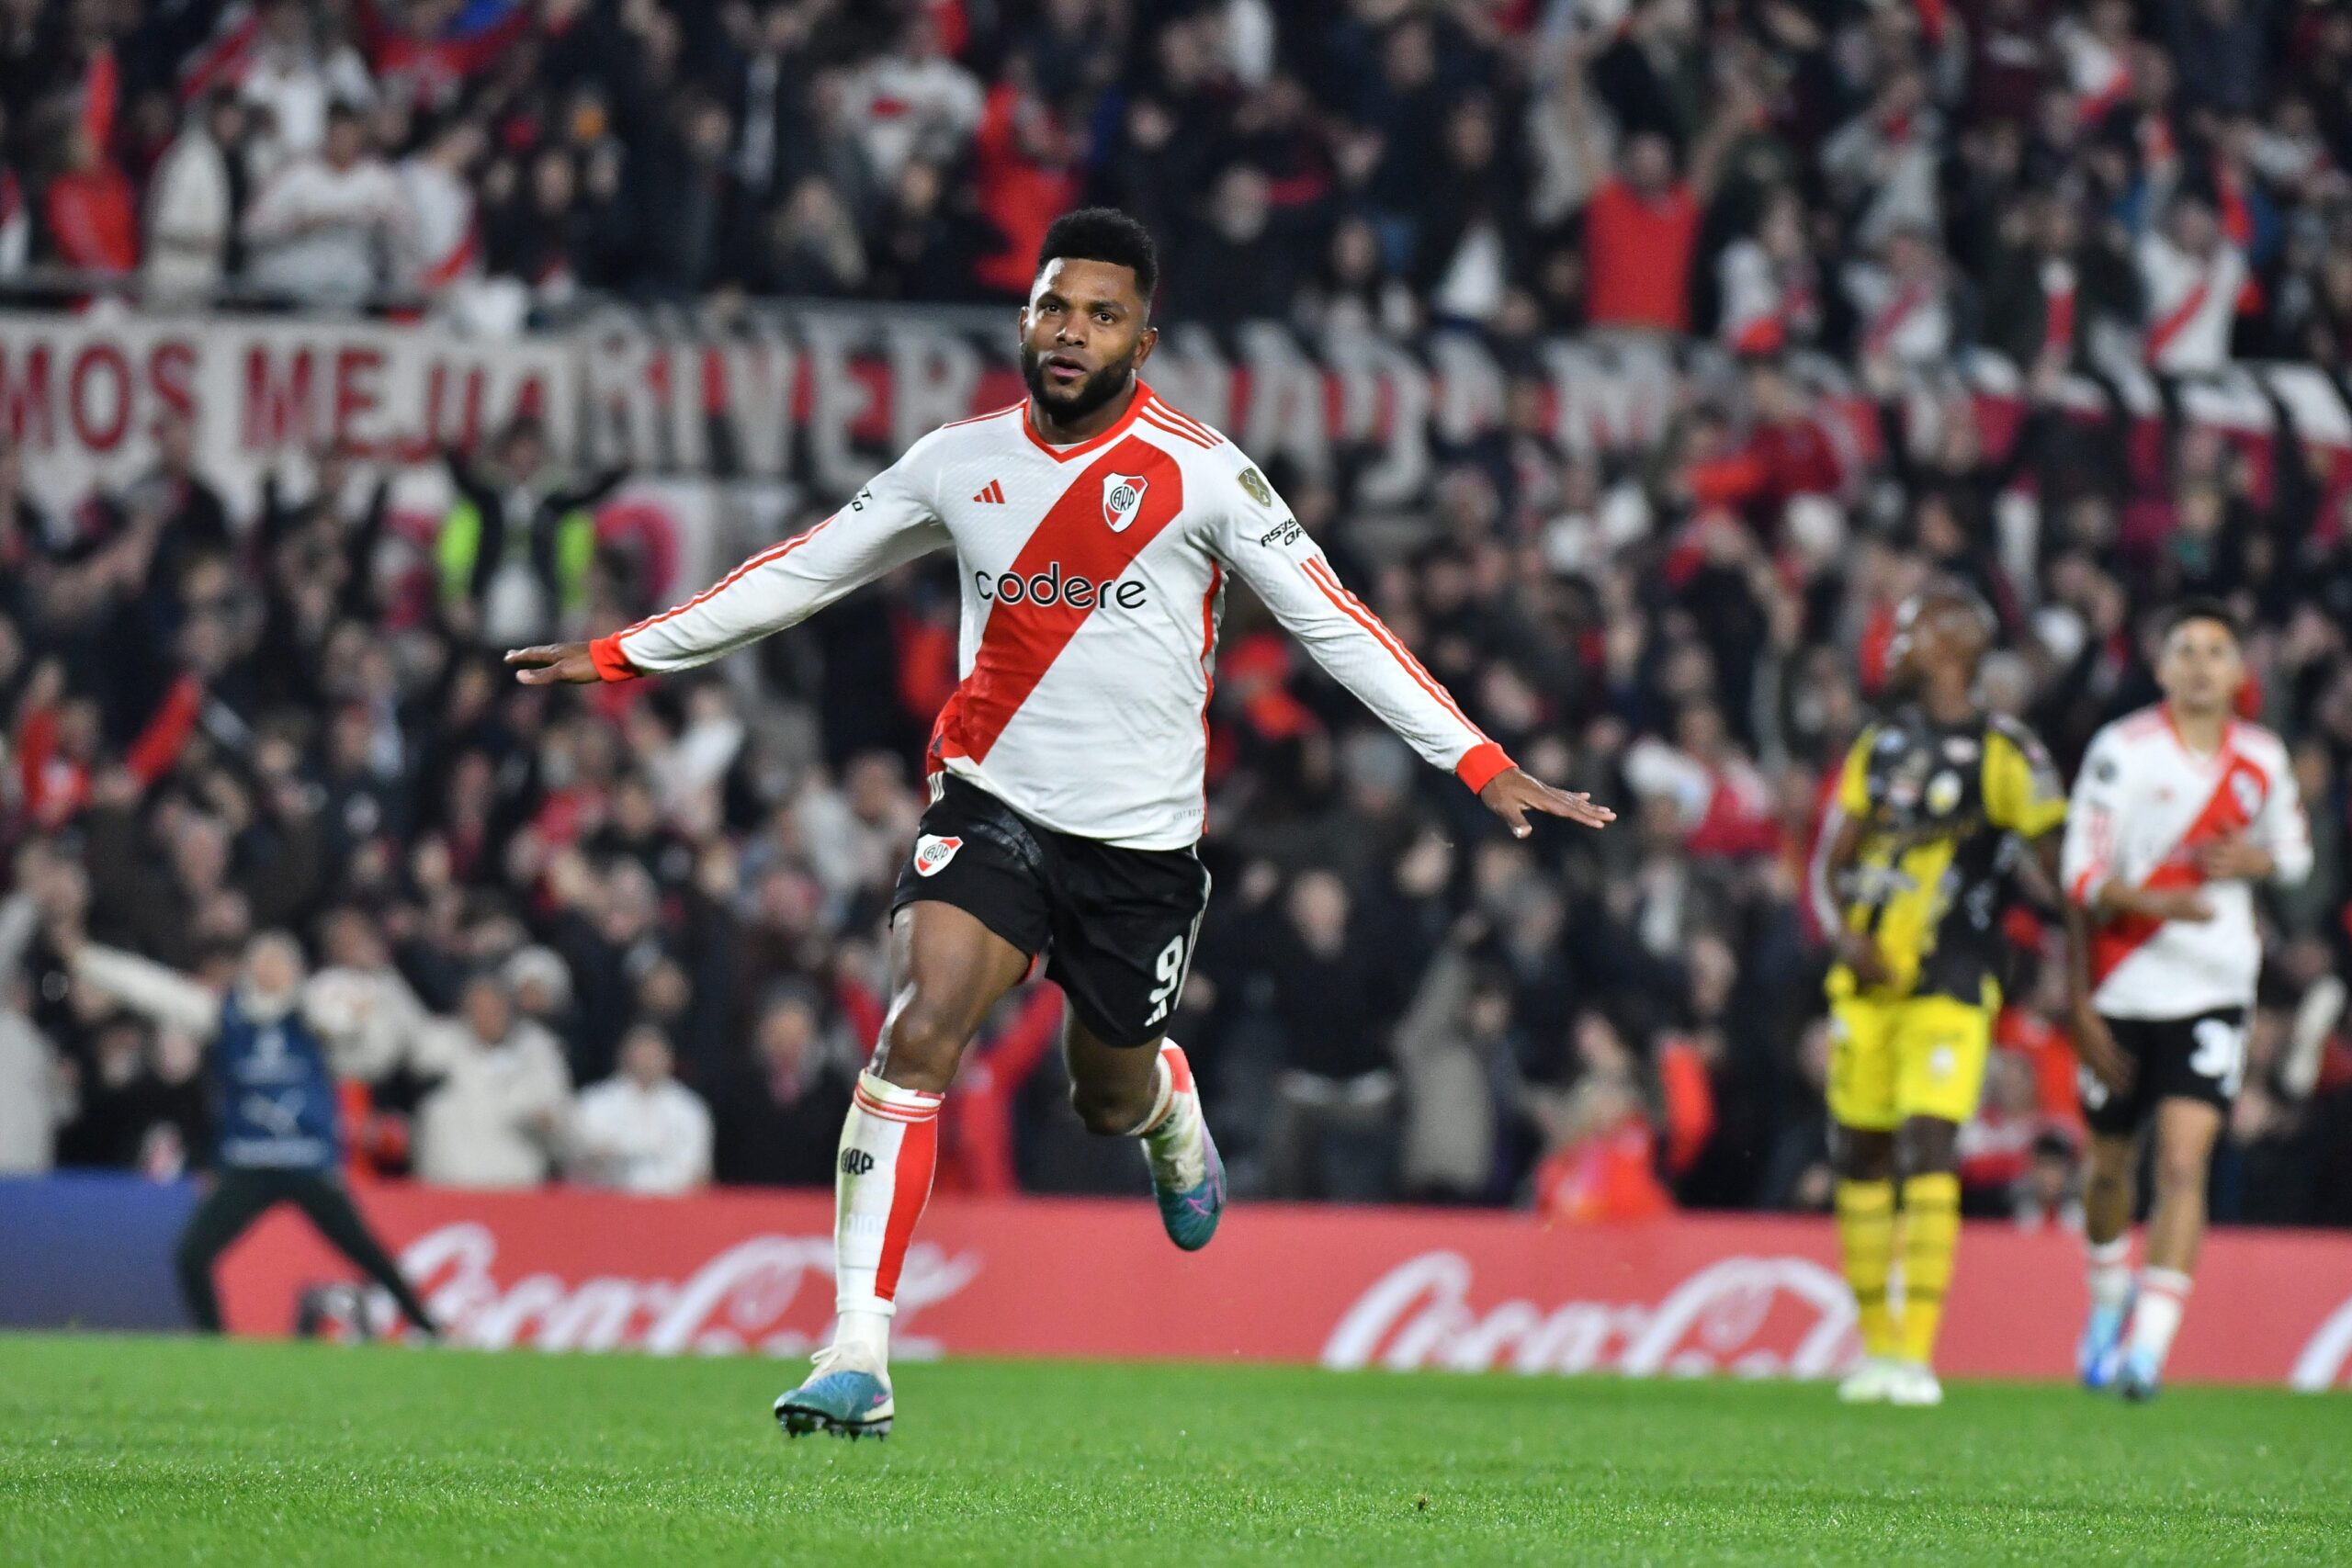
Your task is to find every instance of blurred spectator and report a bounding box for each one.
[242,101,407,305]
[142,89,245,302]
[410,973,571,1189]
[1260,870,1403,1201]
[569,1023,711,1196]
[436,415,624,646]
[712,983,854,1188]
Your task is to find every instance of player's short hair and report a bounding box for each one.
[1036,208,1159,309]
[1911,576,1997,641]
[2163,595,2242,647]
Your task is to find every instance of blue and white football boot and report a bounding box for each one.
[775,1348,894,1440]
[1143,1043,1225,1252]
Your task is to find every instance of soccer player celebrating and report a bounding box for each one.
[1811,584,2076,1406]
[2061,600,2311,1400]
[507,209,1612,1438]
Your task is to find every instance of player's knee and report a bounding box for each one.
[2152,1145,2209,1204]
[1069,1077,1146,1136]
[877,998,967,1092]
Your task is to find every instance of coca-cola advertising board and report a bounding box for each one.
[174,1182,2352,1389]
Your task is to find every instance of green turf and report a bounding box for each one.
[2,1335,2347,1566]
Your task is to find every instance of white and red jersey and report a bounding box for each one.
[2061,706,2312,1019]
[590,383,1510,849]
[2138,233,2246,375]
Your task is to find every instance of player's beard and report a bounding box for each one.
[1021,343,1136,425]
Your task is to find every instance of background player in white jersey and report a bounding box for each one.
[505,209,1614,1438]
[2062,600,2312,1400]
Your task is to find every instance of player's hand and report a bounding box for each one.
[1479,768,1615,839]
[2194,834,2273,882]
[2133,886,2215,922]
[2072,1006,2135,1096]
[1837,931,1894,989]
[504,642,600,685]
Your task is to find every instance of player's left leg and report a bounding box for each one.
[2120,1096,2223,1401]
[1042,835,1220,1249]
[1890,1112,1963,1405]
[286,1172,440,1337]
[1064,1013,1224,1250]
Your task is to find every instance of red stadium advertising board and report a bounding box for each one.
[215,1184,2352,1389]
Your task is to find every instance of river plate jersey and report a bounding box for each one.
[1826,709,2067,1004]
[590,382,1510,849]
[2060,707,2311,1019]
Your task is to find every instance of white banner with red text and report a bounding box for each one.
[8,306,2352,520]
[193,1182,2352,1388]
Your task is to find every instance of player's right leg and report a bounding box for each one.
[2120,1095,2223,1402]
[1826,998,1902,1403]
[2075,1013,2146,1391]
[173,1170,282,1333]
[775,898,1032,1441]
[2076,1130,2140,1390]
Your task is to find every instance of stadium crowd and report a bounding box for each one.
[2,0,2352,1229]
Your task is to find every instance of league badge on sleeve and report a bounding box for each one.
[1238,467,1272,506]
[1102,474,1150,533]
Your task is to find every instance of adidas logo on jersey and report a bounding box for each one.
[973,479,1006,503]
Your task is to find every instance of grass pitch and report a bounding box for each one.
[2,1334,2346,1566]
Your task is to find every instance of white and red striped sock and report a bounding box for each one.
[830,1069,944,1364]
[2130,1267,2193,1369]
[2086,1235,2132,1313]
[1131,1042,1207,1190]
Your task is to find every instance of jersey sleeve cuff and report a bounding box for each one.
[588,634,641,682]
[2067,865,2105,907]
[1454,741,1514,795]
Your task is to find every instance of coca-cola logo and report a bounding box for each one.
[1321,1251,1856,1378]
[2290,1293,2352,1391]
[387,1224,981,1359]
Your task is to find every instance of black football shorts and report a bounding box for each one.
[2081,1007,2248,1136]
[890,773,1211,1047]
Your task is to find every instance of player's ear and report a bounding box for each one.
[1015,304,1031,342]
[1134,322,1158,367]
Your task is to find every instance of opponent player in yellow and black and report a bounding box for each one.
[1811,583,2087,1405]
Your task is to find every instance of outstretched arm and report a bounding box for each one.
[68,942,221,1040]
[1209,462,1611,838]
[508,447,950,684]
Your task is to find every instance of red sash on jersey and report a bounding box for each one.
[2090,746,2267,985]
[1864,281,1929,358]
[2144,266,2212,365]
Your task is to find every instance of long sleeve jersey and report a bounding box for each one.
[590,382,1511,848]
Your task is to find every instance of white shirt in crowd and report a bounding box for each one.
[2062,706,2312,1020]
[2138,232,2246,376]
[409,1018,572,1190]
[396,154,477,293]
[243,153,410,303]
[569,1075,714,1197]
[240,39,375,177]
[842,51,986,185]
[143,126,235,303]
[0,894,70,1173]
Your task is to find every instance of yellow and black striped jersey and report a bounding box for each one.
[1826,709,2067,1003]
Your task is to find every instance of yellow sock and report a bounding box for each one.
[1835,1179,1898,1359]
[1899,1172,1962,1366]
